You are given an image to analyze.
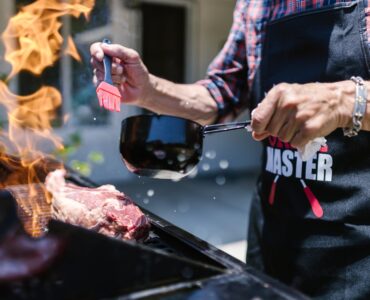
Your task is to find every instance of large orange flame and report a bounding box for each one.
[0,0,95,236]
[2,0,94,78]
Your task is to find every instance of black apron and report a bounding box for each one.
[247,1,370,299]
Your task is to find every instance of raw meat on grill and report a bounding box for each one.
[45,169,150,241]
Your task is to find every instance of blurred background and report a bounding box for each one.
[0,0,261,261]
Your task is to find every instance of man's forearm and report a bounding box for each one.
[141,75,218,125]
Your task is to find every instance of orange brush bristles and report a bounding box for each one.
[96,81,121,112]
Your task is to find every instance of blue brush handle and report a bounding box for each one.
[102,38,113,84]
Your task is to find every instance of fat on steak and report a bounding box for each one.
[45,169,150,241]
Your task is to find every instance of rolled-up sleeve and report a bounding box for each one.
[198,0,248,122]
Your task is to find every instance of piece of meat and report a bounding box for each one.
[0,228,63,282]
[45,169,150,241]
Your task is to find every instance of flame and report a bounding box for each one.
[2,0,94,78]
[65,36,81,62]
[0,0,95,236]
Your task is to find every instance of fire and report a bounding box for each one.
[2,0,93,78]
[0,0,95,236]
[65,36,81,62]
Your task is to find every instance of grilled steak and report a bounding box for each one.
[45,169,150,241]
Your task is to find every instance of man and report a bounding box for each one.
[91,0,370,298]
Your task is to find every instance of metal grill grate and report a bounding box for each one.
[6,184,51,237]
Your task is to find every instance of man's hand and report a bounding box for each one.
[251,82,354,148]
[90,42,150,105]
[90,42,218,125]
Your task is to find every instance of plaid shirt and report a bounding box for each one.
[199,0,370,122]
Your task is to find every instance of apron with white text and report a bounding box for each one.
[248,1,370,299]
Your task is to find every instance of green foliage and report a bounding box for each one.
[55,145,77,160]
[55,132,105,176]
[69,132,82,147]
[70,160,91,177]
[88,151,104,164]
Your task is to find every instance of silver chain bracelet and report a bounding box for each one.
[343,76,368,137]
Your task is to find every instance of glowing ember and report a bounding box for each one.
[0,0,95,236]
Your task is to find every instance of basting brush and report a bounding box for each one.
[96,38,121,112]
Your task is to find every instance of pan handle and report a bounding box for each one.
[203,121,251,135]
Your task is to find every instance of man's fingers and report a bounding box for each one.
[251,85,284,133]
[251,82,339,147]
[92,76,100,87]
[290,130,310,149]
[94,70,103,81]
[101,43,141,64]
[90,56,103,70]
[290,120,322,148]
[90,42,104,61]
[112,63,123,75]
[252,131,270,141]
[112,74,126,83]
[91,42,140,70]
[278,120,298,143]
[273,110,299,142]
[95,70,126,84]
[265,109,291,137]
[91,55,123,71]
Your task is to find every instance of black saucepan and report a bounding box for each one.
[120,114,250,180]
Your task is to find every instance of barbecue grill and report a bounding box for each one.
[0,165,308,300]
